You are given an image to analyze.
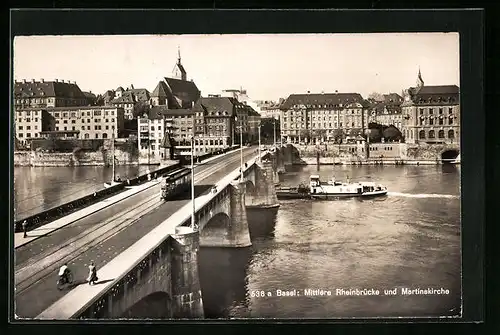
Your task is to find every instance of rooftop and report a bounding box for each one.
[281,92,367,109]
[14,80,86,99]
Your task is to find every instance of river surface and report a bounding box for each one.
[14,163,461,319]
[199,164,461,319]
[13,165,151,220]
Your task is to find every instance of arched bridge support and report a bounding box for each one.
[246,161,280,209]
[199,180,252,248]
[171,226,204,318]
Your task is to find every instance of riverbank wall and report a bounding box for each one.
[286,142,459,166]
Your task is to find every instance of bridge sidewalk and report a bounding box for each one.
[14,179,162,249]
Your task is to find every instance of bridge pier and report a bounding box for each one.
[200,181,252,248]
[246,161,280,209]
[171,226,204,318]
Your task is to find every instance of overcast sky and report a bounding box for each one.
[13,33,459,101]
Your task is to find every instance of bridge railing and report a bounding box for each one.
[38,154,261,319]
[14,163,181,233]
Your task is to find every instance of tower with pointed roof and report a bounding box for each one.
[416,68,424,89]
[172,46,187,81]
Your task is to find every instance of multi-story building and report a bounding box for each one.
[14,106,125,144]
[280,92,370,143]
[13,79,88,110]
[109,86,150,120]
[246,106,261,143]
[199,96,235,147]
[255,100,283,120]
[401,71,460,144]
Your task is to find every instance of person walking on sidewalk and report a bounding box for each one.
[22,220,27,238]
[87,261,98,285]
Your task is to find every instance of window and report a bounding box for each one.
[429,118,434,125]
[448,117,453,125]
[95,125,98,130]
[63,120,68,124]
[419,108,424,115]
[111,118,115,122]
[85,133,89,139]
[105,119,109,123]
[95,119,101,123]
[26,125,31,130]
[87,119,91,123]
[439,108,443,115]
[71,112,76,117]
[19,133,23,137]
[438,130,445,138]
[82,119,85,123]
[87,126,90,130]
[94,111,101,116]
[18,125,23,130]
[26,133,31,138]
[63,113,68,117]
[105,125,109,130]
[151,144,156,150]
[102,133,108,139]
[64,127,67,131]
[26,118,31,122]
[419,130,426,139]
[82,126,85,130]
[56,127,59,131]
[35,118,38,122]
[34,125,38,130]
[448,107,453,114]
[429,108,433,115]
[448,130,454,139]
[95,134,99,139]
[72,120,76,124]
[419,118,424,126]
[111,111,114,116]
[87,112,91,116]
[429,130,435,139]
[439,118,444,125]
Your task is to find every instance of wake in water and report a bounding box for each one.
[388,192,459,199]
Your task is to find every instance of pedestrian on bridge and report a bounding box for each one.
[87,261,98,285]
[22,220,27,238]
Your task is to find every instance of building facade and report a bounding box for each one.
[280,92,370,144]
[13,79,88,110]
[401,72,460,144]
[14,106,125,144]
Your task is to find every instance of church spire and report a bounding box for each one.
[172,46,187,81]
[416,67,424,88]
[177,45,181,64]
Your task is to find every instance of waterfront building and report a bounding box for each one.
[199,96,236,147]
[401,70,460,144]
[370,93,404,130]
[109,86,150,120]
[280,92,370,144]
[13,79,88,110]
[255,99,283,120]
[14,106,125,145]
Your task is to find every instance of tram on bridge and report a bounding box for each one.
[160,167,192,201]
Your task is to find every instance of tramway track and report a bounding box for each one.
[15,194,162,294]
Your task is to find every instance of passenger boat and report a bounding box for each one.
[309,175,387,199]
[276,183,310,199]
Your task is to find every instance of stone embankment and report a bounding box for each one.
[287,143,459,165]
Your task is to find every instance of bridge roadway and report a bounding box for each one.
[14,147,258,318]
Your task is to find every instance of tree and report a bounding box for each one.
[367,128,382,143]
[382,125,403,142]
[132,101,151,119]
[331,129,344,143]
[368,92,385,102]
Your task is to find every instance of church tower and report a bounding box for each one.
[172,46,187,81]
[416,67,424,89]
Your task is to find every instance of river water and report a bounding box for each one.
[13,165,151,221]
[198,164,461,319]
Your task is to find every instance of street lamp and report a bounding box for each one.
[190,136,196,230]
[273,118,276,148]
[258,122,261,161]
[237,117,243,182]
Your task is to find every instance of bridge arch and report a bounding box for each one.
[120,291,172,319]
[441,149,460,162]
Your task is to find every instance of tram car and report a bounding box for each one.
[160,167,192,200]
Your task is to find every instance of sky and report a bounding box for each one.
[13,33,459,101]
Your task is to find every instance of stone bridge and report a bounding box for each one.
[37,148,290,320]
